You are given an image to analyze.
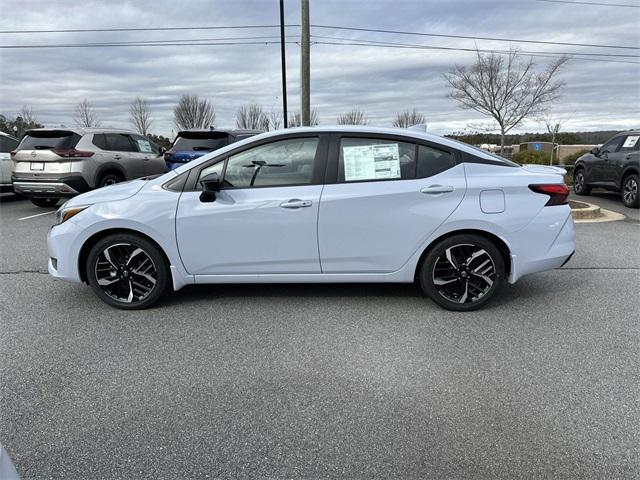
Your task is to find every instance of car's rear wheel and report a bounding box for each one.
[30,198,59,208]
[86,233,169,309]
[419,234,504,311]
[98,172,123,188]
[573,168,591,195]
[621,173,639,208]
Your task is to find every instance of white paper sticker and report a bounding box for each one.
[136,139,153,153]
[622,135,639,149]
[343,143,401,181]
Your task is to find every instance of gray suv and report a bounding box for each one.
[12,128,166,207]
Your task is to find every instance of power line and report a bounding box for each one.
[0,24,300,34]
[534,0,640,7]
[311,34,640,58]
[311,24,640,50]
[0,41,298,49]
[312,40,640,65]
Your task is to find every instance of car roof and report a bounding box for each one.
[0,131,18,140]
[176,129,263,136]
[24,127,142,136]
[616,129,640,136]
[246,125,513,159]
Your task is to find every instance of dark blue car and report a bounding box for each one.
[164,129,262,171]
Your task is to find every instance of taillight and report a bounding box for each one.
[529,184,570,206]
[9,150,16,158]
[52,148,94,158]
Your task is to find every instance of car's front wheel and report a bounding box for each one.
[573,168,591,196]
[622,173,639,208]
[419,234,504,311]
[86,233,170,309]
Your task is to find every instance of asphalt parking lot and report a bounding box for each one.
[1,191,638,479]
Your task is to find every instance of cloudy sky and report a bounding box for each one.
[1,0,638,137]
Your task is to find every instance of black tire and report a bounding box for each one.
[419,234,505,312]
[86,233,170,310]
[30,197,59,208]
[98,172,123,188]
[573,168,591,196]
[621,173,639,208]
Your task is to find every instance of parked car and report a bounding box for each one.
[164,129,261,171]
[47,126,575,311]
[0,132,19,193]
[11,128,166,207]
[573,130,639,208]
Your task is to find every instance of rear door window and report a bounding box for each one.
[620,135,639,152]
[105,134,137,152]
[417,145,456,178]
[337,138,416,182]
[0,136,18,153]
[131,134,160,154]
[17,131,80,150]
[92,134,109,150]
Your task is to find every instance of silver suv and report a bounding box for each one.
[11,128,166,207]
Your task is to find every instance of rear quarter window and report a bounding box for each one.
[417,145,456,178]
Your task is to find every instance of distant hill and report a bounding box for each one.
[445,130,629,146]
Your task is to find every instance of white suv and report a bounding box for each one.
[0,132,19,192]
[12,128,166,207]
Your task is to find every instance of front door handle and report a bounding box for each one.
[114,154,122,160]
[280,199,312,209]
[420,185,454,194]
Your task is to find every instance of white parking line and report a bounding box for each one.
[17,211,55,221]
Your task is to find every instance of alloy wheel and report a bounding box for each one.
[574,171,585,193]
[623,177,637,205]
[94,242,157,303]
[432,243,496,304]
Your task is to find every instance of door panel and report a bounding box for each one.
[318,164,467,273]
[176,186,323,275]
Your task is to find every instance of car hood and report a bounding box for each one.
[64,179,147,207]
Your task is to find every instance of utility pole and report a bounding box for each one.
[300,0,310,126]
[279,0,288,128]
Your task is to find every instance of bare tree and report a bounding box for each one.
[19,105,37,125]
[267,110,282,131]
[393,109,426,128]
[129,97,153,135]
[542,114,564,165]
[337,108,367,125]
[288,109,319,127]
[444,49,568,152]
[173,95,216,130]
[74,99,100,127]
[235,103,269,130]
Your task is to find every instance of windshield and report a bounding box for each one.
[18,131,80,150]
[172,134,230,151]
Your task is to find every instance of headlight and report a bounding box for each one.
[55,204,90,225]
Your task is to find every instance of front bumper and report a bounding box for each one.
[12,175,90,198]
[47,220,84,284]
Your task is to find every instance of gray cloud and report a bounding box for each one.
[1,0,638,137]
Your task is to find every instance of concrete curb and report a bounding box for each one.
[570,201,626,223]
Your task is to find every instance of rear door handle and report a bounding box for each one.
[280,199,312,209]
[420,185,454,194]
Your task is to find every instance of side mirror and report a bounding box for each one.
[590,147,600,156]
[159,146,166,156]
[199,172,221,202]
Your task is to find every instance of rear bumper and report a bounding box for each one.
[12,175,90,198]
[507,206,576,283]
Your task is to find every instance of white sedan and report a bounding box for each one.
[47,126,575,311]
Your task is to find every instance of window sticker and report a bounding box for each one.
[136,139,153,153]
[343,143,401,181]
[622,135,639,149]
